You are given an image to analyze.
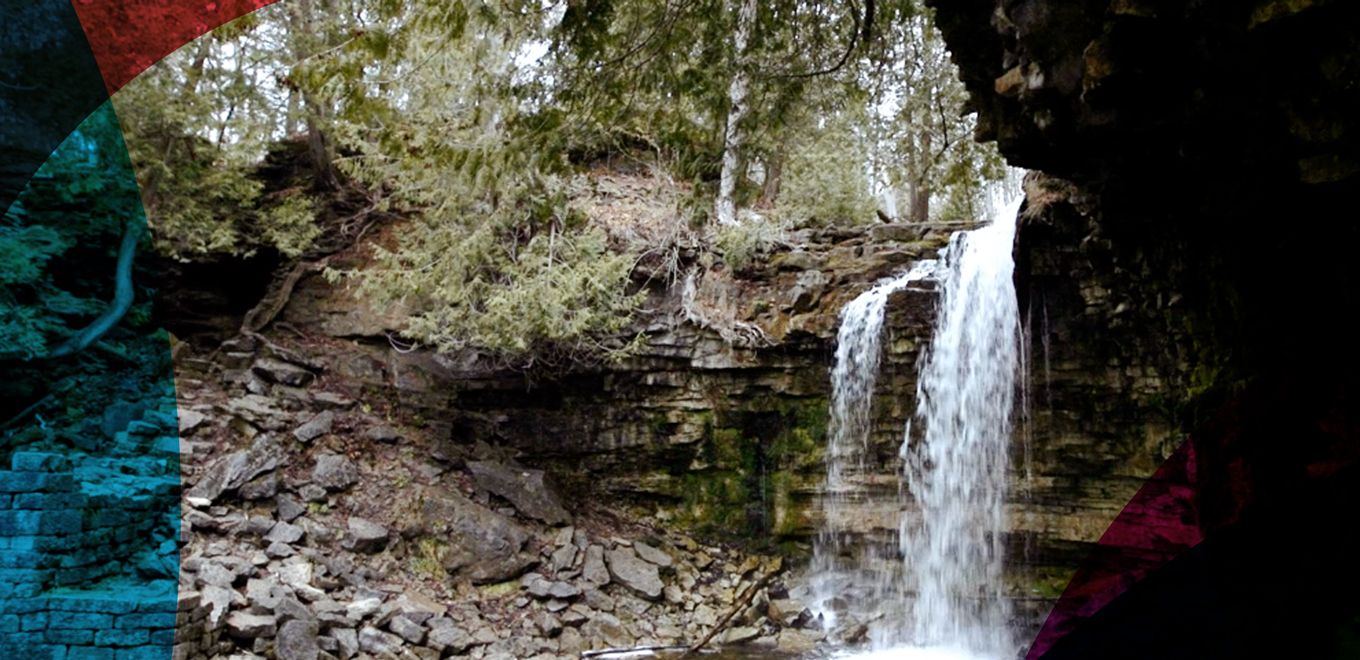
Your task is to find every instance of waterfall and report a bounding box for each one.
[810,260,937,636]
[899,189,1021,657]
[810,184,1023,660]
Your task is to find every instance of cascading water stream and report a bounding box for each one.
[810,260,938,636]
[810,184,1023,660]
[898,189,1022,658]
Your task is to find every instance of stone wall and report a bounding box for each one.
[169,591,220,660]
[0,451,178,656]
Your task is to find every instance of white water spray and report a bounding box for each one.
[811,259,937,634]
[812,183,1023,660]
[898,189,1022,657]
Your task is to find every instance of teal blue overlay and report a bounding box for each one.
[0,101,180,656]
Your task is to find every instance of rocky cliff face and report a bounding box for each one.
[270,199,1191,646]
[279,221,968,548]
[158,217,990,658]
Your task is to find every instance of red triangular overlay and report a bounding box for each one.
[70,0,279,95]
[1026,440,1204,659]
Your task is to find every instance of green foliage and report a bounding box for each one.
[0,304,55,361]
[260,193,320,258]
[715,217,787,270]
[0,225,68,287]
[776,108,880,228]
[106,0,1006,367]
[862,5,1006,222]
[312,2,649,366]
[349,210,644,363]
[1,103,143,360]
[114,9,326,261]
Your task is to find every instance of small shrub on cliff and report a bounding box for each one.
[715,216,788,270]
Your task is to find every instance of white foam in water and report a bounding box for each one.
[811,179,1024,660]
[832,645,996,660]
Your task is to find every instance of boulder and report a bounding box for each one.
[293,411,335,443]
[345,517,389,553]
[277,494,306,522]
[533,612,563,637]
[427,618,474,654]
[768,598,813,627]
[246,576,283,610]
[776,629,823,654]
[419,491,534,584]
[358,625,403,655]
[548,582,581,599]
[223,394,291,431]
[581,611,632,648]
[200,585,236,624]
[392,592,446,624]
[605,547,664,600]
[363,423,402,443]
[185,435,282,504]
[333,628,359,658]
[253,358,316,387]
[239,472,279,500]
[388,615,426,644]
[265,521,305,545]
[226,611,277,639]
[276,619,320,660]
[311,391,355,410]
[196,561,240,588]
[523,574,554,598]
[582,545,610,585]
[100,400,143,439]
[467,461,571,525]
[346,597,382,621]
[312,454,358,491]
[633,541,673,568]
[550,543,578,573]
[275,596,315,625]
[178,408,208,434]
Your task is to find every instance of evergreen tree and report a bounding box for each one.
[109,0,1005,366]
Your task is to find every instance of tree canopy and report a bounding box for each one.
[111,0,1003,366]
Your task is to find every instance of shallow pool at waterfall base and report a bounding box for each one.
[587,645,995,660]
[827,646,998,660]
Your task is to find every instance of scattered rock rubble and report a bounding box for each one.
[175,338,832,659]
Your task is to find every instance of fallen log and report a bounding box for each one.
[683,567,779,656]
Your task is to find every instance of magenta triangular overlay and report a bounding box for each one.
[1025,440,1204,659]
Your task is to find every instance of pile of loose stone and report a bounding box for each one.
[175,341,827,659]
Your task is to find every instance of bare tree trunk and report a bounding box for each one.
[758,149,784,209]
[48,221,142,358]
[909,130,932,223]
[715,0,757,226]
[288,0,340,191]
[908,178,929,224]
[286,89,301,137]
[304,93,340,190]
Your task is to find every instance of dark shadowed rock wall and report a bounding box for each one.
[927,0,1360,655]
